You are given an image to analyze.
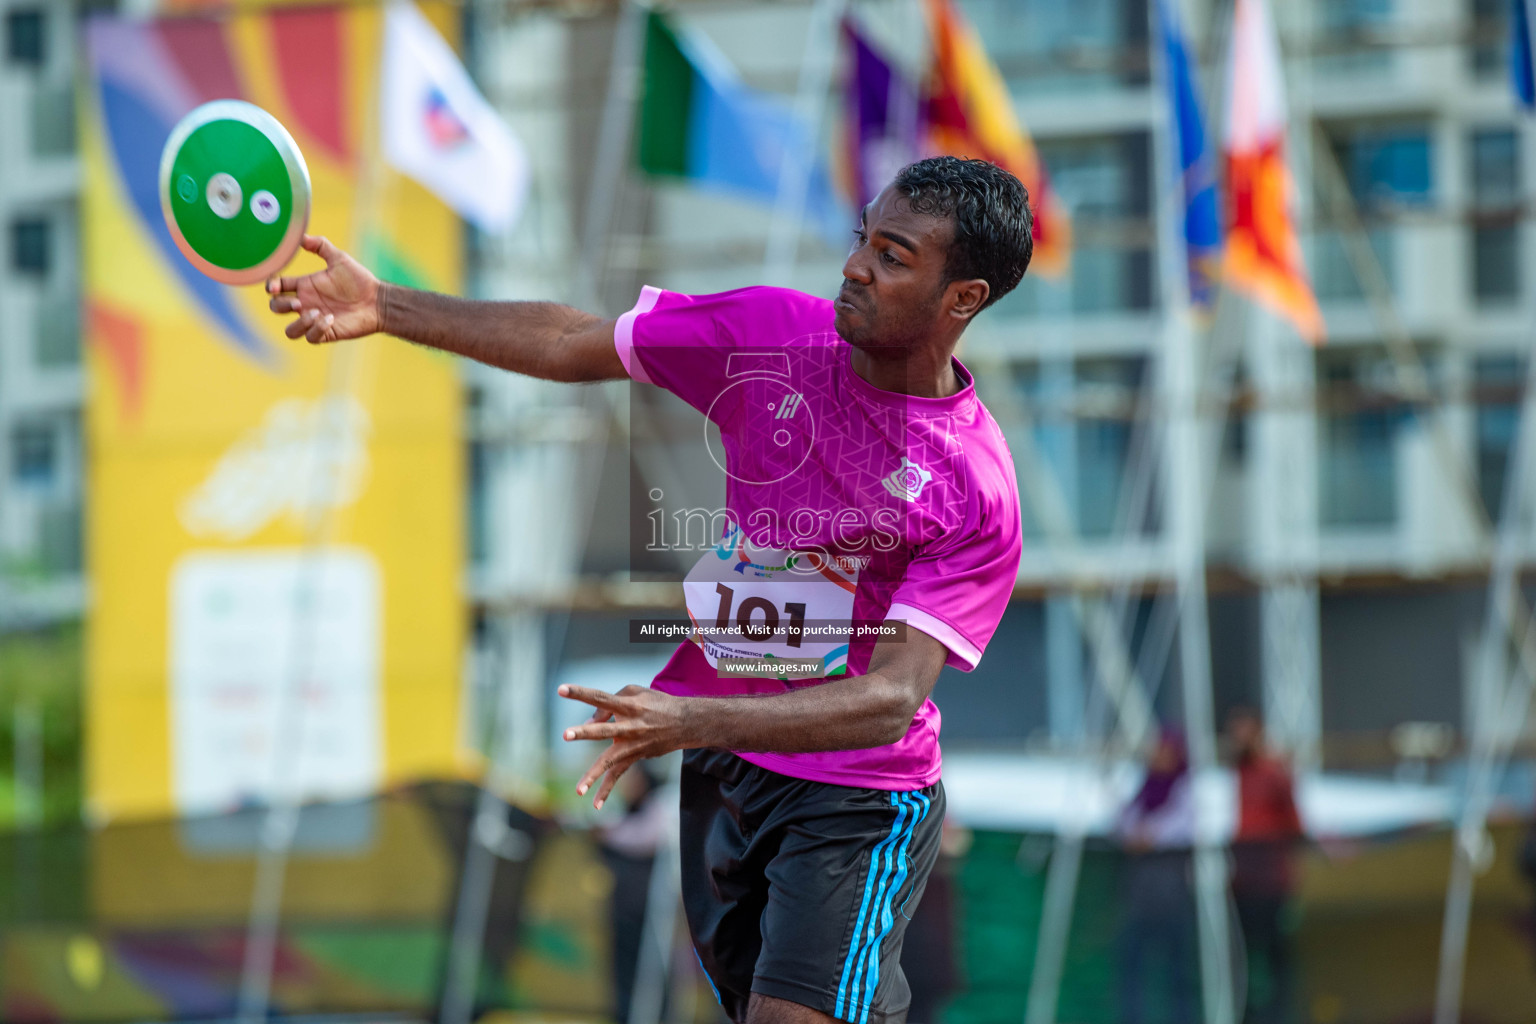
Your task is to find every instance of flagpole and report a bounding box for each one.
[1433,11,1536,1021]
[1022,238,1091,1024]
[1149,4,1235,1024]
[763,0,846,287]
[577,0,646,309]
[1431,300,1536,1024]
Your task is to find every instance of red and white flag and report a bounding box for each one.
[1224,0,1323,342]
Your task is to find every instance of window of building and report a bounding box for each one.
[1315,123,1432,302]
[1315,0,1394,75]
[999,132,1153,316]
[11,217,50,275]
[963,0,1147,96]
[1475,355,1522,520]
[32,82,75,157]
[35,285,80,367]
[1075,356,1152,537]
[464,384,491,569]
[12,423,55,488]
[1471,129,1520,205]
[1013,356,1154,540]
[38,498,82,574]
[1318,347,1430,527]
[6,8,44,66]
[1337,126,1433,211]
[468,440,490,569]
[1470,128,1521,304]
[1470,0,1508,78]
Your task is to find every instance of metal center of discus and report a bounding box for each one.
[206,173,242,220]
[249,190,281,225]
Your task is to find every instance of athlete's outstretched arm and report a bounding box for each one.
[559,625,950,808]
[265,234,627,383]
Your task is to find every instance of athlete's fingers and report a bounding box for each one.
[591,759,632,809]
[269,274,305,294]
[302,234,343,265]
[575,749,633,809]
[576,749,613,797]
[306,313,335,344]
[284,309,319,340]
[557,684,629,713]
[268,294,301,314]
[562,720,632,742]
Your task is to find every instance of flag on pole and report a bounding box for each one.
[1223,0,1323,342]
[1512,0,1535,108]
[922,0,1071,276]
[636,10,848,241]
[839,19,924,209]
[1155,0,1223,313]
[380,2,530,234]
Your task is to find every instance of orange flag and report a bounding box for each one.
[1223,0,1323,342]
[922,0,1071,277]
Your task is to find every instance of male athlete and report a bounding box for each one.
[268,156,1028,1024]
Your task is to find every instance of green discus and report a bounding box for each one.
[158,100,311,286]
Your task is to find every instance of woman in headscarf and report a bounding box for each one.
[1115,727,1197,1024]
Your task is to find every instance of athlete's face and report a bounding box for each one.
[834,186,988,351]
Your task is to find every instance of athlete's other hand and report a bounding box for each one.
[266,234,381,344]
[558,684,688,809]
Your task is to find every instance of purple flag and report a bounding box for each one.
[840,20,923,209]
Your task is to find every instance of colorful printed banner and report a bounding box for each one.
[83,3,467,821]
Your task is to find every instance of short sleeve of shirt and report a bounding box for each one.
[615,285,832,418]
[886,492,1022,672]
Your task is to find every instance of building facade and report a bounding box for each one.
[0,0,85,629]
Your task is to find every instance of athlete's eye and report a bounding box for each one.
[881,250,902,267]
[850,229,866,248]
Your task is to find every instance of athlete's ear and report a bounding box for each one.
[948,278,990,322]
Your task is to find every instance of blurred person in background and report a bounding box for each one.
[1518,789,1536,970]
[1115,727,1196,1024]
[598,762,669,1024]
[1226,707,1304,1024]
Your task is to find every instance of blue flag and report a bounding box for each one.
[1513,0,1535,108]
[1156,0,1222,312]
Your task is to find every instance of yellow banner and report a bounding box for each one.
[82,3,465,821]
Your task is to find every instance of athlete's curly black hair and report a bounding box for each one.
[892,156,1033,312]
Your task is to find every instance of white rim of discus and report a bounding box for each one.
[157,99,312,286]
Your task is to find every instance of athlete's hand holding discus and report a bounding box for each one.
[266,234,381,344]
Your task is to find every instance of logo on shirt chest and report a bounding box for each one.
[881,457,934,502]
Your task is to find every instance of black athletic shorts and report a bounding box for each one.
[679,747,946,1024]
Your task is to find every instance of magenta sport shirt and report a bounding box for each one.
[617,285,1023,790]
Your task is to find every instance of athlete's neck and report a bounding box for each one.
[849,347,962,399]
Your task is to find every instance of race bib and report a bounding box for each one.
[683,525,859,677]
